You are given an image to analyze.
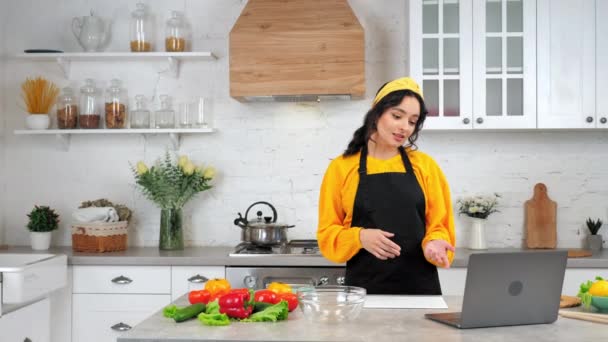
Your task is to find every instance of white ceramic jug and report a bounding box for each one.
[72,11,109,52]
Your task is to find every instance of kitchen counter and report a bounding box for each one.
[117,295,606,342]
[2,246,608,268]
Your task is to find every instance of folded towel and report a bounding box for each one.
[72,207,120,223]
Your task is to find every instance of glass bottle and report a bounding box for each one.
[130,95,150,128]
[155,95,175,128]
[130,2,153,52]
[56,87,78,129]
[79,79,101,129]
[165,11,187,52]
[105,79,128,129]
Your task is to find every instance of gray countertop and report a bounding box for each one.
[2,246,608,268]
[117,295,607,342]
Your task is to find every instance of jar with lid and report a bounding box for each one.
[165,11,188,52]
[104,79,128,129]
[155,95,175,128]
[56,87,78,129]
[130,2,154,52]
[79,79,101,129]
[130,95,150,128]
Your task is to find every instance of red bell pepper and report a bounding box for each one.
[188,289,211,305]
[254,289,279,304]
[218,289,253,319]
[277,292,298,312]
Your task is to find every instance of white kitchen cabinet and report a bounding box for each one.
[409,0,535,130]
[0,297,50,342]
[171,266,225,301]
[409,0,474,130]
[596,0,608,128]
[438,267,467,295]
[72,265,172,342]
[537,0,596,129]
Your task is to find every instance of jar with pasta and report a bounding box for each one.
[130,2,154,52]
[56,87,78,129]
[79,79,101,129]
[165,11,188,52]
[105,79,128,129]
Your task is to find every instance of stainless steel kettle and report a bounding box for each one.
[233,201,295,246]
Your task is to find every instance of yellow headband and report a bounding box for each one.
[372,77,423,106]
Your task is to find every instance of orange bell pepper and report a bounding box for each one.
[205,278,231,299]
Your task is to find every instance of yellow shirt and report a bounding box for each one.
[317,149,455,267]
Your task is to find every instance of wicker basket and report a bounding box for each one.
[72,221,128,253]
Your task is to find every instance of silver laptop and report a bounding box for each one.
[425,250,567,329]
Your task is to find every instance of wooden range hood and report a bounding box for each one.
[229,0,365,102]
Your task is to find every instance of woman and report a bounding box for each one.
[317,77,455,295]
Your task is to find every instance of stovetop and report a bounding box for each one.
[228,240,321,257]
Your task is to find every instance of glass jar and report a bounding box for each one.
[165,11,187,52]
[155,95,175,128]
[56,87,78,129]
[130,2,153,52]
[130,95,150,128]
[104,79,128,129]
[79,79,101,129]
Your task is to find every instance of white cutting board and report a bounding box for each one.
[364,295,448,309]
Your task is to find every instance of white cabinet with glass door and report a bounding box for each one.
[472,0,536,129]
[409,0,473,130]
[537,0,596,129]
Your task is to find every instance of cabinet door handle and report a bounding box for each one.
[462,118,470,124]
[111,275,133,285]
[586,116,594,123]
[111,322,132,331]
[476,117,484,124]
[187,274,209,283]
[600,117,607,124]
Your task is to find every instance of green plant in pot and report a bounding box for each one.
[586,218,604,253]
[27,205,60,250]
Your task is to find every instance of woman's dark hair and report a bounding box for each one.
[343,85,428,156]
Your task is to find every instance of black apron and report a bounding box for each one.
[345,146,441,294]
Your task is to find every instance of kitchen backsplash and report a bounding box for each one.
[1,0,607,249]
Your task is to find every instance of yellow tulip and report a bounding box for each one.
[136,161,148,175]
[183,161,195,175]
[203,166,216,179]
[178,155,189,168]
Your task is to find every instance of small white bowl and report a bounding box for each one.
[26,114,51,130]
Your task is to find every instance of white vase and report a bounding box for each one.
[469,217,488,250]
[30,231,52,250]
[26,114,51,130]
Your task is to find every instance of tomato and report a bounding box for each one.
[188,289,211,304]
[254,289,279,304]
[267,282,293,294]
[205,278,231,297]
[277,292,298,312]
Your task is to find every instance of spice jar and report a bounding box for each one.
[56,87,78,129]
[130,95,150,128]
[130,2,154,52]
[105,79,128,129]
[165,11,188,52]
[79,79,101,129]
[155,95,175,128]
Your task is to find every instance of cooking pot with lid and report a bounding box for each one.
[233,201,295,246]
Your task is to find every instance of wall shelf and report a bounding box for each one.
[14,128,216,151]
[13,52,217,78]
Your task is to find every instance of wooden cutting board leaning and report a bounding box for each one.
[525,183,557,249]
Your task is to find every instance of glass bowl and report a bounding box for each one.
[296,285,366,322]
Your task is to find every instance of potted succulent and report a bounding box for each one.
[586,218,603,252]
[27,205,60,250]
[20,76,60,130]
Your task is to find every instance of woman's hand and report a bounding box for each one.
[360,229,401,260]
[423,240,455,268]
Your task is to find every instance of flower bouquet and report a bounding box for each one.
[456,193,500,250]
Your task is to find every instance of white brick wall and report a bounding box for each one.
[0,0,7,246]
[1,0,607,249]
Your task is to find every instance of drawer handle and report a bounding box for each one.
[111,275,133,285]
[111,322,132,331]
[188,274,209,283]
